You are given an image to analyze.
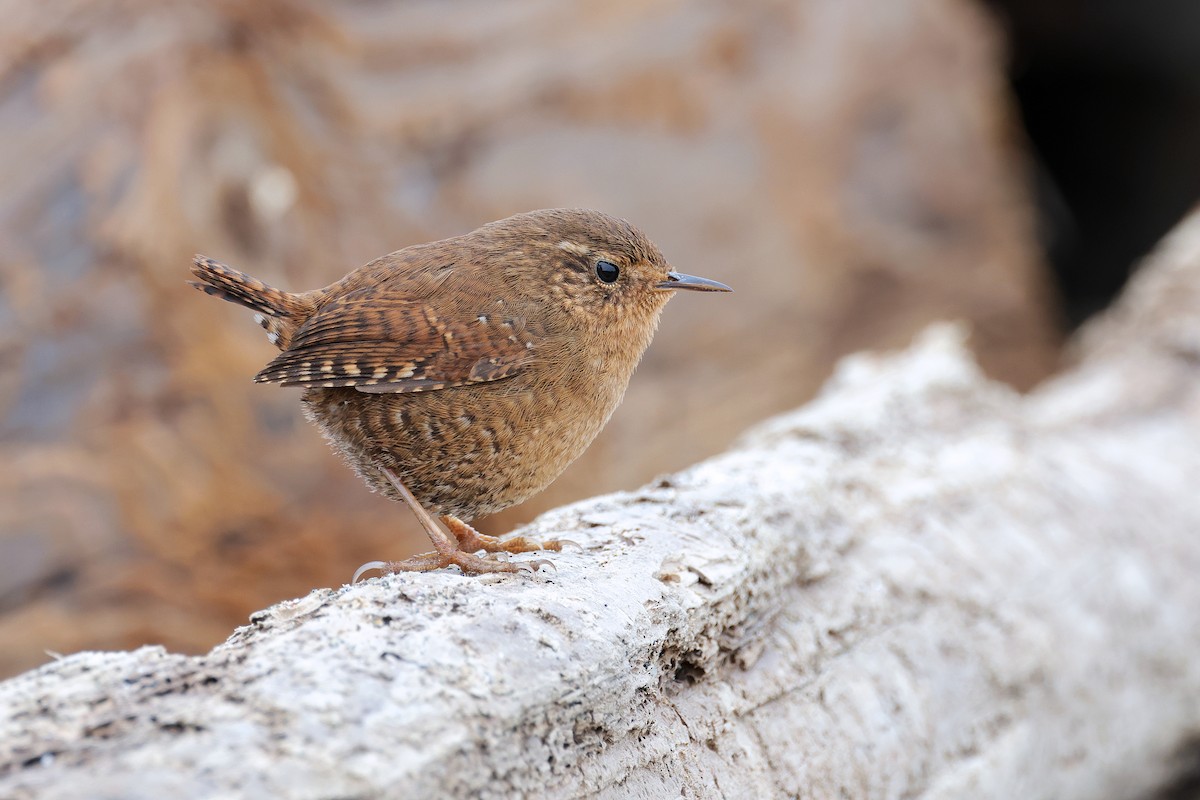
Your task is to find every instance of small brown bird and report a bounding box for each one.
[190,209,730,578]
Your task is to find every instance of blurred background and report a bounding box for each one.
[0,0,1196,680]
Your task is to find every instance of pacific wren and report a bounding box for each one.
[190,208,731,578]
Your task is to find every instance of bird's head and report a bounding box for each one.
[483,209,731,339]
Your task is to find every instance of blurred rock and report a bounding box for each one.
[0,0,1059,677]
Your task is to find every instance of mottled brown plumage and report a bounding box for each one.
[190,208,730,577]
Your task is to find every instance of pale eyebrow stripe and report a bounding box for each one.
[557,240,591,256]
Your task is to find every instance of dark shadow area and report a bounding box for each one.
[987,0,1200,325]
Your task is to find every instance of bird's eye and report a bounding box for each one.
[595,260,620,284]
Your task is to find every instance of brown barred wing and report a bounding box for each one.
[253,288,537,393]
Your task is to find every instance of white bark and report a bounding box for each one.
[4,216,1200,799]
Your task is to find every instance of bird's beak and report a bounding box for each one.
[655,271,733,293]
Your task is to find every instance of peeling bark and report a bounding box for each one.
[3,215,1200,799]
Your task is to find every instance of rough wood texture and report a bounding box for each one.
[3,214,1200,798]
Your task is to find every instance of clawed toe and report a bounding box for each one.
[351,550,555,579]
[515,558,557,574]
[353,498,565,581]
[352,561,390,583]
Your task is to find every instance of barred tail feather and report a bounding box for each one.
[190,255,310,350]
[189,255,295,317]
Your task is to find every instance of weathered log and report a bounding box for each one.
[3,214,1200,799]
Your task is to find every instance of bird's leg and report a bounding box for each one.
[442,514,568,555]
[352,468,553,581]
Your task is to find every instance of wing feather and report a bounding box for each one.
[253,286,537,393]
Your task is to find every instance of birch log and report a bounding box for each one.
[4,215,1200,800]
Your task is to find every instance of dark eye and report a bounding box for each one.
[595,260,620,283]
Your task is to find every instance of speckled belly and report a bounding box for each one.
[301,373,623,519]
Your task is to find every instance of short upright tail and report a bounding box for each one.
[189,255,297,317]
[189,255,309,349]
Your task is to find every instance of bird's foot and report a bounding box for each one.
[353,550,555,582]
[350,470,560,581]
[442,514,576,554]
